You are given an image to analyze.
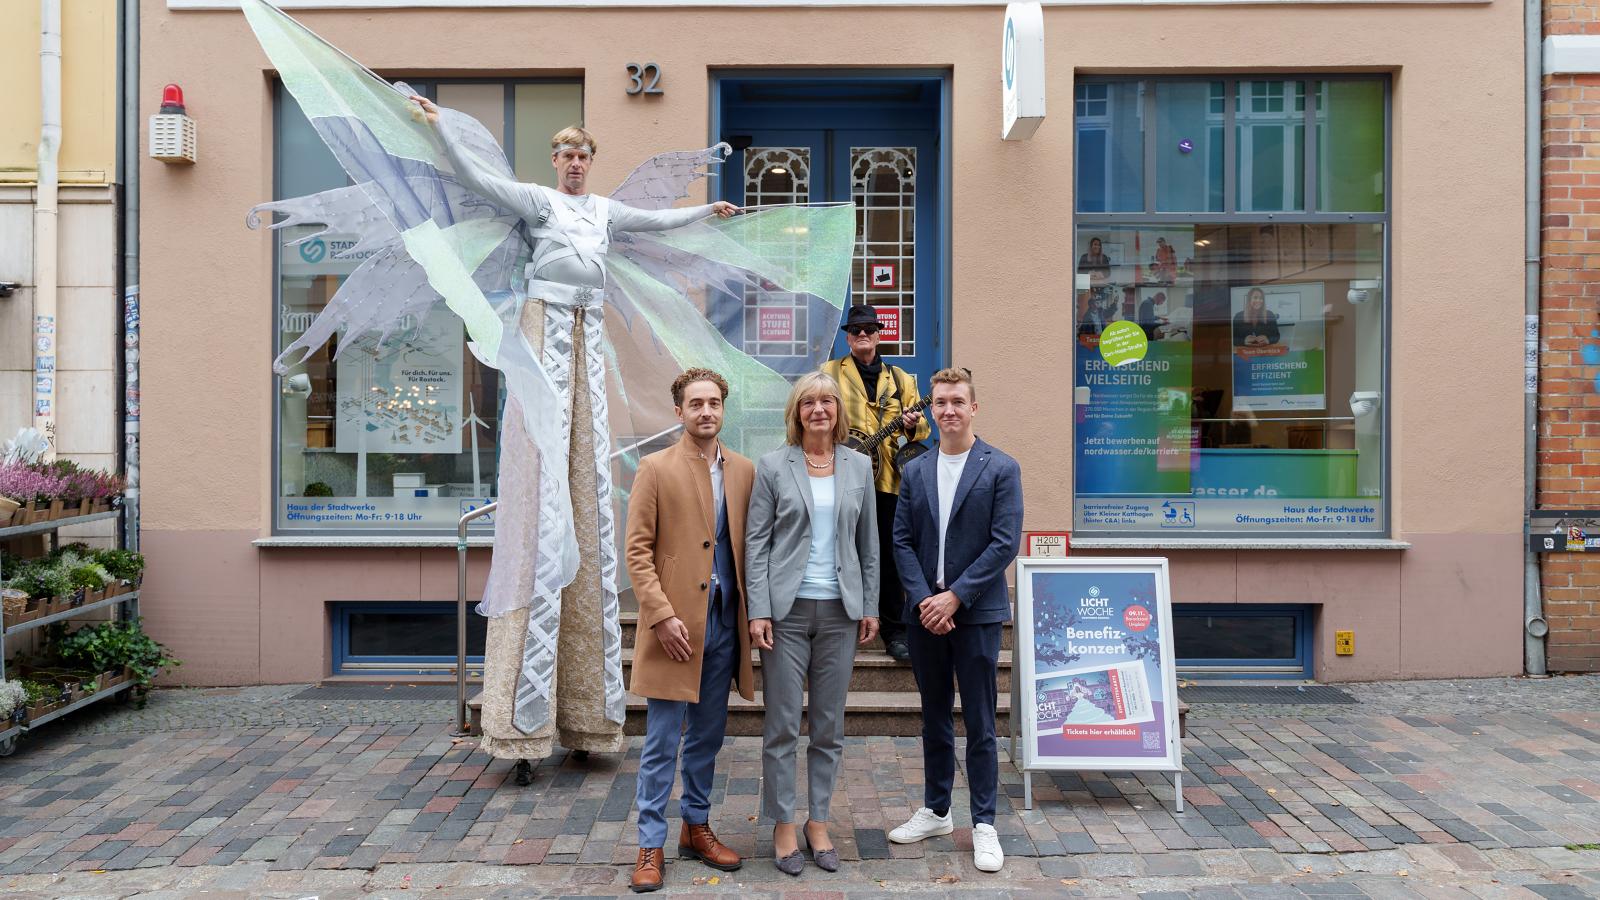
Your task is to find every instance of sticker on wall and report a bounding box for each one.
[34,316,55,334]
[1098,320,1149,367]
[870,262,896,289]
[35,336,52,353]
[1178,139,1194,154]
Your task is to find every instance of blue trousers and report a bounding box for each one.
[635,592,738,849]
[907,617,1002,826]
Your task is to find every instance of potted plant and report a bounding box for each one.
[0,680,25,726]
[94,550,145,595]
[20,679,55,721]
[65,558,110,605]
[53,619,180,708]
[0,464,66,525]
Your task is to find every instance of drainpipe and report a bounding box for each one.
[34,0,62,461]
[119,0,140,555]
[1524,0,1549,676]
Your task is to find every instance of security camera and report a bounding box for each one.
[1347,279,1381,305]
[1349,390,1381,418]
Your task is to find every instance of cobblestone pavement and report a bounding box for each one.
[0,676,1595,898]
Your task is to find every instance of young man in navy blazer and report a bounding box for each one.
[886,367,1023,873]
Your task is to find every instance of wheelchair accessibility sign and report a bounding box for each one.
[1160,501,1195,528]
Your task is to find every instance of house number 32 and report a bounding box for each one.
[625,62,663,95]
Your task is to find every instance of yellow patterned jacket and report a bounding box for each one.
[822,356,932,495]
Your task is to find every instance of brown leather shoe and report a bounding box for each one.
[630,847,664,893]
[678,822,743,871]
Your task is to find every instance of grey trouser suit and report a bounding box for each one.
[745,446,879,823]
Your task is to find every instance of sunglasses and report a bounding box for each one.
[846,325,881,336]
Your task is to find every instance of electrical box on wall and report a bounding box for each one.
[1335,630,1355,656]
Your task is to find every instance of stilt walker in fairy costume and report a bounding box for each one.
[240,0,855,773]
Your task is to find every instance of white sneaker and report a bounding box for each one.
[887,807,953,844]
[972,823,1004,872]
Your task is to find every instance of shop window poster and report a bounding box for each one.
[1230,283,1326,412]
[1015,558,1182,772]
[335,306,465,455]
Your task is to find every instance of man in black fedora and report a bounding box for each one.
[820,304,928,662]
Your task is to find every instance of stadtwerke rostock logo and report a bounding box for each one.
[1003,17,1016,91]
[299,237,328,264]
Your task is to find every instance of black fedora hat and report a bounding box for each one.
[839,304,882,332]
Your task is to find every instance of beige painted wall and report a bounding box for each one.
[1,0,119,183]
[140,1,1526,684]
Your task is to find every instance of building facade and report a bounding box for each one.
[1,0,123,550]
[1540,0,1600,673]
[140,0,1526,686]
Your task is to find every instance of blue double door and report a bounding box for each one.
[717,78,944,394]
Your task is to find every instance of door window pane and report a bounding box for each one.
[1235,81,1305,212]
[852,147,917,356]
[1317,81,1385,212]
[1155,81,1224,212]
[742,148,812,358]
[1071,222,1385,535]
[1075,82,1144,213]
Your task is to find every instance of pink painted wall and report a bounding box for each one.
[139,0,1525,684]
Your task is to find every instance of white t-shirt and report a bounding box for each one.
[799,474,842,600]
[936,448,971,589]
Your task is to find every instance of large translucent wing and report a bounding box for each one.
[609,144,732,211]
[602,204,857,537]
[247,184,400,256]
[240,0,579,597]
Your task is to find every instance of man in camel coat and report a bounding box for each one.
[624,367,756,893]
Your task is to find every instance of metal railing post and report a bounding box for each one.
[453,502,496,737]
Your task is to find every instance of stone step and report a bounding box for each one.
[468,690,1012,738]
[617,647,1013,693]
[466,691,1189,740]
[619,611,1015,650]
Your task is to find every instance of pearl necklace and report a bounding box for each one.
[804,451,834,470]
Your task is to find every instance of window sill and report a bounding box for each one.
[1067,537,1410,551]
[254,536,494,549]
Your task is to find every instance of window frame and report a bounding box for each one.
[331,602,487,675]
[1173,603,1314,678]
[269,76,583,536]
[1071,74,1392,540]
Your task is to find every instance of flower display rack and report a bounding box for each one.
[0,511,137,756]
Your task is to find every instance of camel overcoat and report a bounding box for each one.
[625,433,756,703]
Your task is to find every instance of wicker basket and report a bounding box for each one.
[1,589,26,620]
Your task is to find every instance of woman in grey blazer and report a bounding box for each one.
[745,371,879,876]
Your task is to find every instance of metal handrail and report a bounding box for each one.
[453,502,497,737]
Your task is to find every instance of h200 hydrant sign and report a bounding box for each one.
[1014,557,1182,773]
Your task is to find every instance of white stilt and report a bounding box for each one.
[1023,768,1034,811]
[1173,769,1184,813]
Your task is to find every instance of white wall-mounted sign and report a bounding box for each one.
[1001,1,1045,140]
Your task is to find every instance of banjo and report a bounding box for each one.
[846,396,932,477]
